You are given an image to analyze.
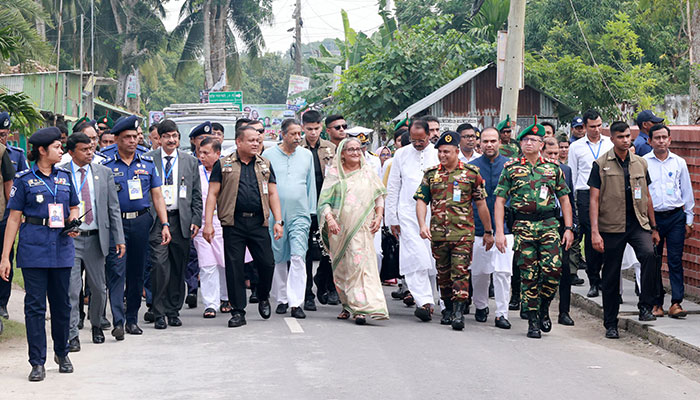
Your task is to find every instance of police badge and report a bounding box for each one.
[36,194,44,203]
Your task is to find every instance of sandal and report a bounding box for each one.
[220,301,232,313]
[403,291,415,307]
[354,315,366,325]
[337,310,351,320]
[203,308,216,318]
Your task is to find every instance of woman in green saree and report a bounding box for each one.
[318,138,389,324]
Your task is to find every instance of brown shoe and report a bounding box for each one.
[669,303,688,319]
[652,305,665,317]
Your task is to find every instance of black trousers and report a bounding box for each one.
[0,221,14,308]
[305,215,335,301]
[150,214,190,318]
[222,215,274,315]
[600,221,657,329]
[576,190,604,288]
[558,222,571,313]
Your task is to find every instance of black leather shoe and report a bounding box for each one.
[527,311,541,339]
[440,309,453,325]
[258,299,271,319]
[327,291,340,305]
[605,326,620,339]
[167,316,182,327]
[558,312,575,326]
[539,299,552,333]
[111,325,125,341]
[100,320,111,330]
[125,323,143,335]
[28,365,45,382]
[228,313,246,328]
[92,327,105,344]
[317,291,329,305]
[451,302,465,330]
[571,274,585,286]
[508,297,520,311]
[144,310,155,323]
[68,337,81,352]
[186,293,198,308]
[639,307,657,322]
[275,303,288,314]
[0,304,7,319]
[414,305,432,322]
[519,309,528,320]
[154,317,167,330]
[587,285,599,298]
[475,307,489,323]
[290,307,306,319]
[303,298,317,311]
[248,289,259,304]
[54,355,74,373]
[495,316,511,329]
[390,284,406,299]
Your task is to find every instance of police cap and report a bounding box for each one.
[0,112,10,130]
[189,121,212,139]
[111,115,140,136]
[29,127,62,147]
[435,131,460,148]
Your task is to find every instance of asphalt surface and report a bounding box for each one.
[2,286,700,399]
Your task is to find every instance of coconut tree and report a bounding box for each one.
[0,0,51,66]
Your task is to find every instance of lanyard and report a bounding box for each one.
[586,140,602,160]
[31,165,57,201]
[203,166,209,182]
[163,151,179,182]
[70,161,89,195]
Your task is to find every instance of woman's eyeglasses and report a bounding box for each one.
[344,147,362,153]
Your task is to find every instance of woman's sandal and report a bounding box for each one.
[220,301,232,313]
[203,308,216,318]
[354,315,366,325]
[337,310,351,320]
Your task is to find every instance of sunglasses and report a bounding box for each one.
[330,124,348,130]
[255,128,265,133]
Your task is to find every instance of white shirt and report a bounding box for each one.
[160,149,179,211]
[385,144,439,275]
[459,149,480,163]
[365,152,381,178]
[567,134,613,191]
[70,161,98,231]
[643,151,695,225]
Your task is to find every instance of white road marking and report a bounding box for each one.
[284,317,304,333]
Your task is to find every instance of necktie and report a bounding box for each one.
[164,156,173,185]
[79,167,93,225]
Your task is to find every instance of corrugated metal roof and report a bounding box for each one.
[392,64,491,121]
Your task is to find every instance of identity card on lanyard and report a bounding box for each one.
[71,162,89,216]
[32,166,64,228]
[587,140,602,160]
[162,153,179,205]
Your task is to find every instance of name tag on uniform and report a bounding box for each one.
[262,182,269,195]
[634,186,642,199]
[162,184,175,205]
[128,179,143,200]
[539,185,549,200]
[452,181,461,202]
[179,184,187,199]
[48,203,65,228]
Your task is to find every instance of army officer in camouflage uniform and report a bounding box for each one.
[497,115,520,159]
[493,118,574,339]
[415,131,493,331]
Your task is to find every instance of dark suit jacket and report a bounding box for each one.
[146,148,202,238]
[59,161,125,257]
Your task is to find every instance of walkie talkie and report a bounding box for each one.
[61,208,92,235]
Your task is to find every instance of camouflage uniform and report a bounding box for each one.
[499,141,520,159]
[494,156,570,312]
[414,162,486,302]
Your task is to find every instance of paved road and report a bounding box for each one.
[2,286,700,399]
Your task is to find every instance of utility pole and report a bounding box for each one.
[54,0,64,115]
[79,14,84,117]
[499,0,526,133]
[294,0,302,75]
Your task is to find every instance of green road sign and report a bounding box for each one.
[209,91,243,109]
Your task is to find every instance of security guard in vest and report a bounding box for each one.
[588,121,659,339]
[0,127,80,382]
[101,115,171,339]
[0,112,29,173]
[203,124,284,328]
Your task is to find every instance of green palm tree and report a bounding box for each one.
[0,0,50,66]
[171,0,273,91]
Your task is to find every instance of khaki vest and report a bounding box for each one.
[302,138,336,177]
[216,152,272,227]
[596,149,650,233]
[0,143,6,213]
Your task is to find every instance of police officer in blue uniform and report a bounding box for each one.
[102,115,171,339]
[100,116,150,159]
[0,112,29,173]
[0,127,81,382]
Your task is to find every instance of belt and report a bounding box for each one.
[514,209,558,222]
[79,229,99,237]
[655,207,683,218]
[167,209,180,217]
[121,208,149,220]
[235,211,259,218]
[25,216,69,227]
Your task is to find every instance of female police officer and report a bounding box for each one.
[0,127,80,382]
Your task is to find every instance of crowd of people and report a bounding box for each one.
[0,107,694,382]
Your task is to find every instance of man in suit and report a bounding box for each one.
[62,132,125,347]
[146,119,202,329]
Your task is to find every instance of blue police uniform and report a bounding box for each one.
[100,143,149,158]
[101,151,161,328]
[7,145,29,172]
[7,128,79,369]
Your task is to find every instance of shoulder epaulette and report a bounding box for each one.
[101,144,117,152]
[15,169,32,179]
[140,155,154,162]
[8,145,25,153]
[99,156,112,164]
[543,157,559,165]
[56,166,70,173]
[424,165,439,172]
[464,163,480,173]
[503,158,518,167]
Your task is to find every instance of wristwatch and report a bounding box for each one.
[565,226,574,232]
[162,222,170,228]
[275,220,284,227]
[650,225,657,231]
[483,230,494,235]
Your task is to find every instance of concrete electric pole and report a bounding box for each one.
[499,0,526,132]
[294,0,302,75]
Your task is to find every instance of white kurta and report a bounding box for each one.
[385,144,439,275]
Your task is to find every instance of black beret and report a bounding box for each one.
[435,131,460,148]
[29,127,62,147]
[111,115,140,136]
[189,121,212,138]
